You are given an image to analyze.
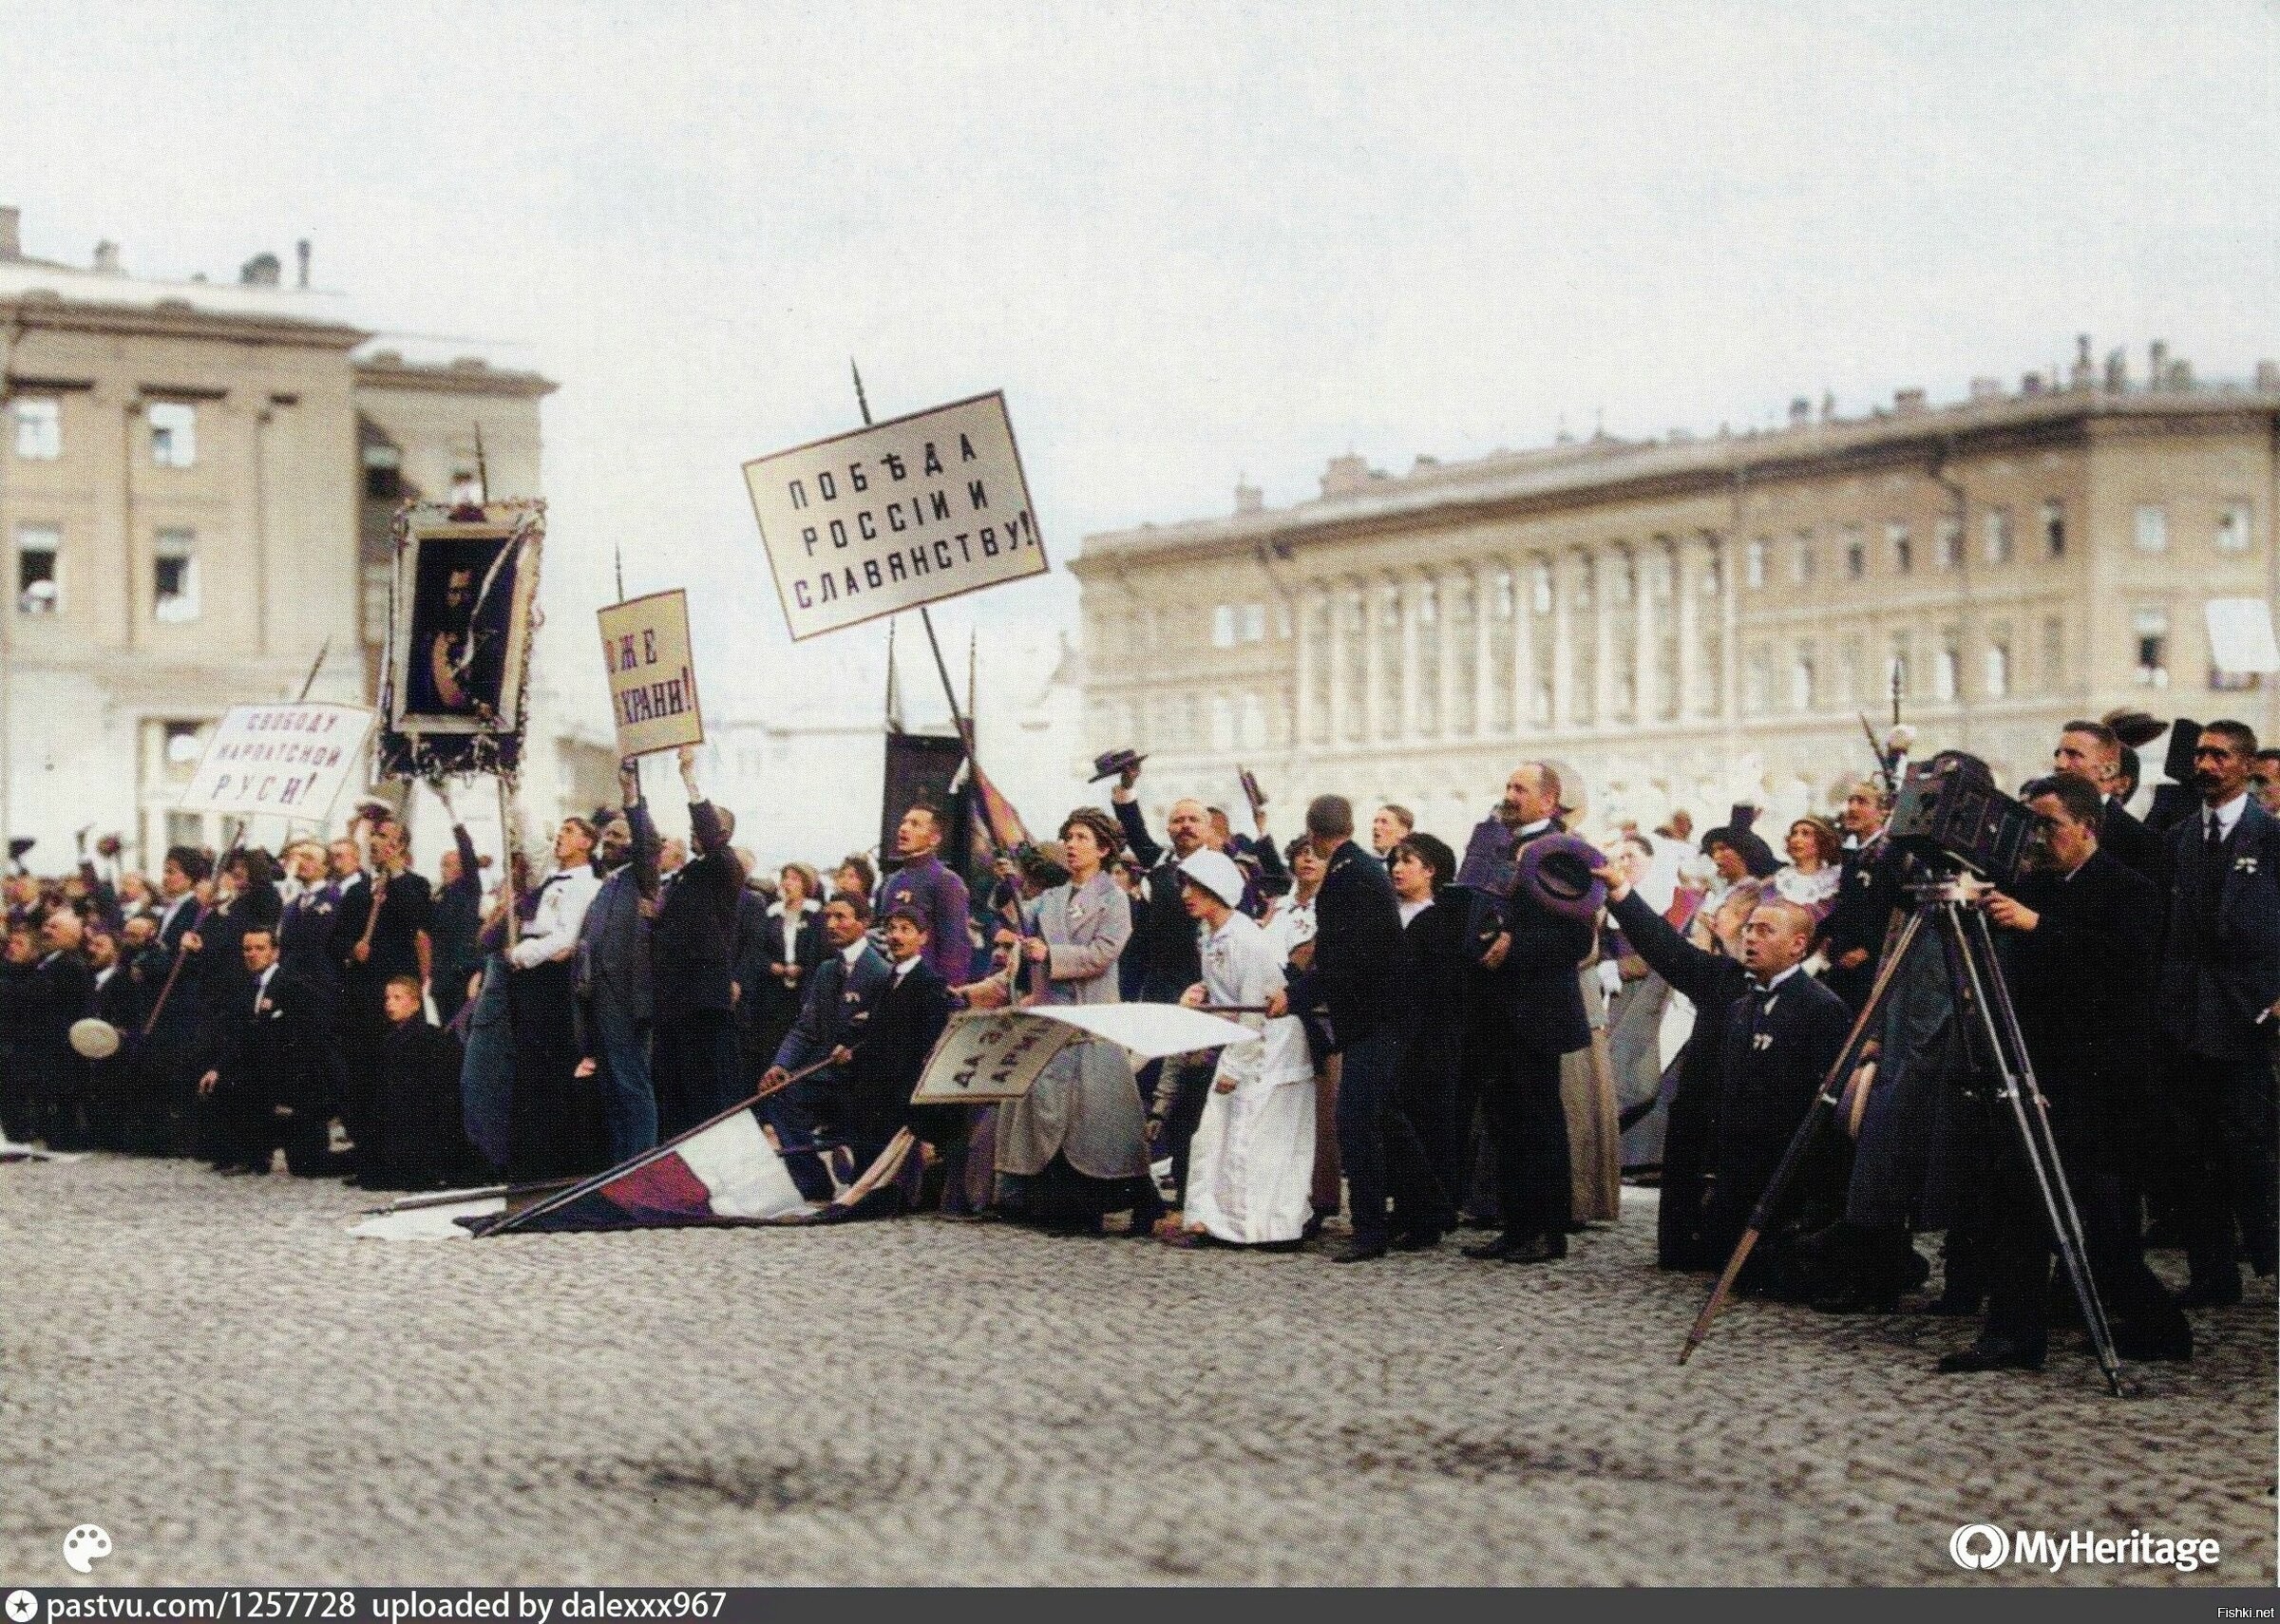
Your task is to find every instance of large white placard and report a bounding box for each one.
[179,703,376,822]
[2206,597,2280,674]
[741,391,1046,641]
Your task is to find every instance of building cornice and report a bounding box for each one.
[1073,391,2280,576]
[0,293,370,352]
[353,358,559,400]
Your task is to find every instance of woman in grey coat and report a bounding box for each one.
[962,806,1163,1235]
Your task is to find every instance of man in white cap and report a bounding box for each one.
[1171,849,1318,1247]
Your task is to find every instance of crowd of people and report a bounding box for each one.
[4,719,2276,1378]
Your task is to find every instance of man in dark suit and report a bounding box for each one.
[2054,720,2165,888]
[1461,764,1594,1265]
[574,761,660,1160]
[765,890,890,1201]
[24,905,96,1149]
[1597,860,1754,1272]
[833,906,954,1197]
[2158,720,2280,1305]
[1818,779,1900,1015]
[141,844,214,1153]
[196,926,331,1176]
[650,746,749,1138]
[1945,775,2192,1370]
[1270,794,1433,1262]
[428,787,486,1028]
[332,817,433,1170]
[1699,897,1854,1279]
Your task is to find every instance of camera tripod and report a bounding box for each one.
[1679,868,2125,1395]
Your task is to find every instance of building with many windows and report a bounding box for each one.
[1074,344,2280,842]
[0,206,560,870]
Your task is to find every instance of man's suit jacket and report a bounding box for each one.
[26,950,94,1100]
[1283,839,1400,1045]
[1481,823,1593,1057]
[774,943,892,1078]
[1111,800,1202,1001]
[1391,887,1494,1074]
[577,798,658,1022]
[205,966,330,1112]
[1713,969,1852,1196]
[1606,888,1749,1119]
[652,800,746,1017]
[2001,849,2159,1157]
[1818,832,1902,1012]
[849,958,952,1120]
[2100,797,2167,890]
[2160,797,2280,1059]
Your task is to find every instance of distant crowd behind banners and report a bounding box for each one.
[742,391,1047,641]
[597,589,705,758]
[180,703,378,823]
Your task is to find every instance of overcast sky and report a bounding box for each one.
[6,1,2276,728]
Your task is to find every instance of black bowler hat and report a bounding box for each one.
[1089,748,1148,784]
[1516,833,1607,925]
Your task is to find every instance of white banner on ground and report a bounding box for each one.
[911,1004,1256,1105]
[742,391,1046,641]
[179,703,377,822]
[2206,597,2280,674]
[597,589,705,756]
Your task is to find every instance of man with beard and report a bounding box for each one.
[81,925,141,1148]
[1458,765,1593,1264]
[1947,775,2192,1369]
[877,804,973,985]
[2158,721,2280,1306]
[650,746,749,1137]
[573,761,660,1161]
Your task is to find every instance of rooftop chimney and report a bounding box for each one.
[239,253,282,287]
[1233,477,1264,515]
[2104,349,2128,392]
[1788,396,1812,427]
[92,239,121,274]
[2021,371,2044,396]
[0,206,19,260]
[2072,333,2094,389]
[1968,376,2003,401]
[1320,453,1380,498]
[1893,387,1928,416]
[2148,339,2168,387]
[295,238,311,290]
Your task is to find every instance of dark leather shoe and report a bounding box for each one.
[2177,1273,2243,1308]
[1504,1233,1568,1264]
[1462,1236,1522,1260]
[1812,1281,1902,1314]
[1937,1337,2045,1373]
[1332,1239,1388,1263]
[1388,1228,1441,1253]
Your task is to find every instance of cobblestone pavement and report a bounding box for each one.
[3,1155,2272,1587]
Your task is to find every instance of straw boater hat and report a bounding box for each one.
[1177,848,1246,910]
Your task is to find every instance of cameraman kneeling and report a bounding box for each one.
[1948,775,2191,1372]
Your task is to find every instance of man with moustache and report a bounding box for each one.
[1459,764,1594,1265]
[766,890,890,1202]
[1817,779,1900,1016]
[1112,761,1220,1199]
[24,905,95,1150]
[572,760,660,1161]
[2158,721,2280,1305]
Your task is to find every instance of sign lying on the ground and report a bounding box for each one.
[910,1004,1255,1105]
[742,391,1046,641]
[597,589,705,757]
[179,703,377,822]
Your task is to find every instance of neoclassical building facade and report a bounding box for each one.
[1073,350,2280,843]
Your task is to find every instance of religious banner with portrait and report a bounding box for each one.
[377,500,545,779]
[741,391,1046,641]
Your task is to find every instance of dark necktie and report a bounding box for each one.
[2206,812,2224,859]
